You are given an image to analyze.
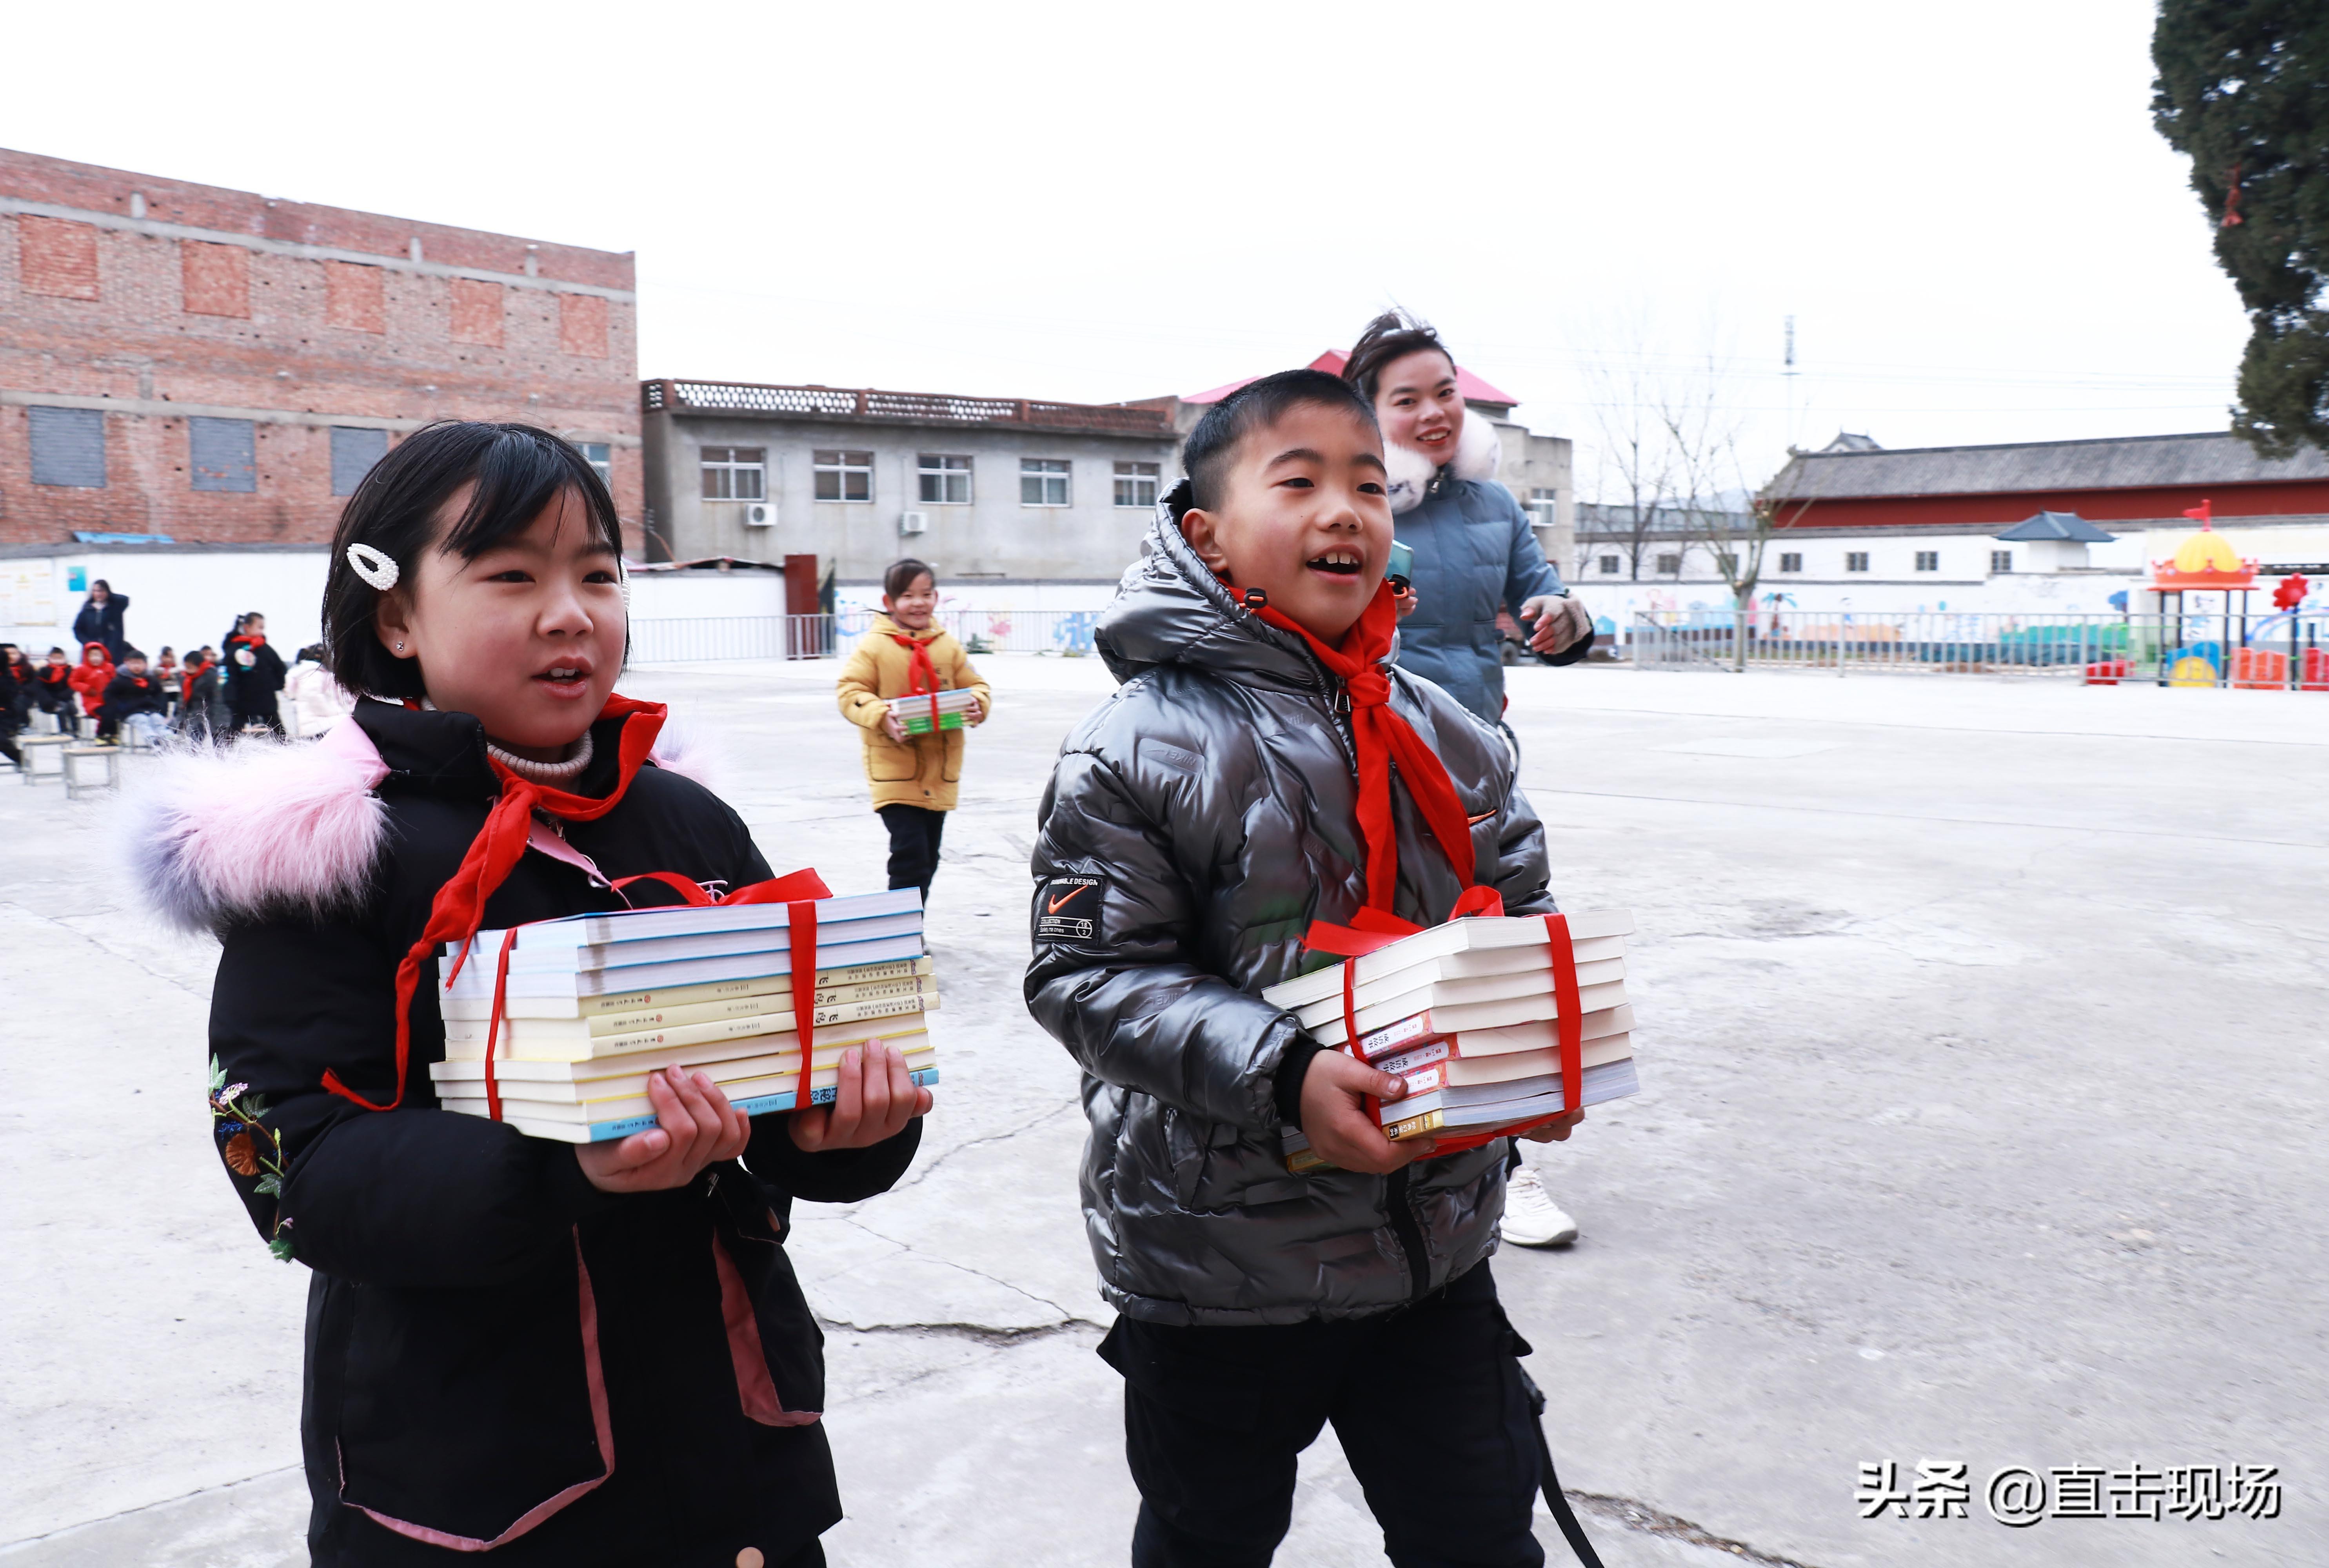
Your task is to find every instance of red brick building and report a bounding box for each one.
[0,147,639,550]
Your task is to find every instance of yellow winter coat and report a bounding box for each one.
[836,617,992,812]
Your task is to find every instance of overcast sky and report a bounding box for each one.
[2,0,2246,497]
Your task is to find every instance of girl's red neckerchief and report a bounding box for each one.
[886,628,944,730]
[322,693,669,1113]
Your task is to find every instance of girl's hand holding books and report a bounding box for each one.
[880,707,908,742]
[575,1067,752,1192]
[788,1041,933,1152]
[1299,1051,1435,1174]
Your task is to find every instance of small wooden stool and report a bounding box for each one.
[62,744,121,799]
[18,733,71,786]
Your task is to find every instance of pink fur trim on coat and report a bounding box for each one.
[126,713,720,931]
[127,719,392,933]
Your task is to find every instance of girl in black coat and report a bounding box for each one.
[222,612,288,736]
[132,423,929,1568]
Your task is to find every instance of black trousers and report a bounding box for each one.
[877,803,946,905]
[1101,1262,1546,1568]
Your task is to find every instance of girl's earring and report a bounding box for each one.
[395,641,406,653]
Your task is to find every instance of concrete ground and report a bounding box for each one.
[2,658,2322,1568]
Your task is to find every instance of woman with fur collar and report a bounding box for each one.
[1341,313,1594,1254]
[1340,311,1594,730]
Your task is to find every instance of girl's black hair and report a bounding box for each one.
[323,421,624,699]
[1341,309,1455,403]
[1181,368,1378,513]
[883,558,936,599]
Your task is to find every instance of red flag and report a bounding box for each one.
[2182,499,2211,525]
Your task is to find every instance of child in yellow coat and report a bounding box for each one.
[837,558,992,905]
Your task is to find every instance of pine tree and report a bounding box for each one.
[2152,3,2329,457]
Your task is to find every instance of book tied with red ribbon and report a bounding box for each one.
[426,873,940,1143]
[1263,901,1639,1174]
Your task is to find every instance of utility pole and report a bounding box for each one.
[1783,314,1799,452]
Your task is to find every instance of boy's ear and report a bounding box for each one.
[1180,508,1232,578]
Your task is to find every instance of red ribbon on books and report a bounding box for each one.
[456,866,837,1134]
[1544,913,1583,1116]
[888,632,945,731]
[788,900,817,1115]
[608,867,833,908]
[1295,891,1593,1160]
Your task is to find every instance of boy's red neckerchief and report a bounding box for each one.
[322,693,669,1113]
[1246,583,1480,915]
[886,628,944,730]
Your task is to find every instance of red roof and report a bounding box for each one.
[1183,349,1517,409]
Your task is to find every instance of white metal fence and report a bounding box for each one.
[629,608,1108,664]
[1629,608,2329,689]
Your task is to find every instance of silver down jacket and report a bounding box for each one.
[1025,505,1559,1326]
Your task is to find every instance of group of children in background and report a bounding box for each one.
[120,375,1595,1568]
[0,611,351,769]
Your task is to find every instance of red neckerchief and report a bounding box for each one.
[887,627,944,729]
[323,693,670,1112]
[1248,584,1479,915]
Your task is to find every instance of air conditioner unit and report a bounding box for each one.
[742,502,773,528]
[899,510,928,535]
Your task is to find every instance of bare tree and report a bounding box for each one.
[1578,311,1679,582]
[1654,351,1770,671]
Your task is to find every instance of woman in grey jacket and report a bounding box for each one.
[1344,312,1593,1249]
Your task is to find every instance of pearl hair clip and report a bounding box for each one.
[345,542,400,592]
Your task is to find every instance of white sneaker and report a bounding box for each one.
[1499,1164,1579,1248]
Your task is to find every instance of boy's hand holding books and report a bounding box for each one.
[1298,1051,1434,1172]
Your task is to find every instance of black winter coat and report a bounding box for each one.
[73,592,129,659]
[103,668,165,719]
[162,700,918,1566]
[223,631,285,715]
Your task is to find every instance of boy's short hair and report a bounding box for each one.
[122,647,147,664]
[1181,369,1378,513]
[883,558,935,599]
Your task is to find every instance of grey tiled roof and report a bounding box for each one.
[1766,432,2329,501]
[1993,511,2118,542]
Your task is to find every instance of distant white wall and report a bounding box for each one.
[627,570,789,621]
[0,548,328,657]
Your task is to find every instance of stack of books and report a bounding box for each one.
[1264,911,1637,1171]
[429,888,939,1142]
[896,688,979,735]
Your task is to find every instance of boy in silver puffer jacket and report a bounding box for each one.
[1027,370,1586,1568]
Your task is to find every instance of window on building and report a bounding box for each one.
[28,406,106,488]
[1656,552,1682,575]
[813,449,872,503]
[1991,549,2012,573]
[1527,487,1559,530]
[918,454,972,505]
[1915,550,1940,572]
[701,446,768,501]
[1845,552,1870,572]
[331,426,391,496]
[580,443,612,489]
[1114,461,1159,508]
[1021,457,1071,506]
[1779,552,1803,572]
[189,417,258,493]
[1598,554,1621,575]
